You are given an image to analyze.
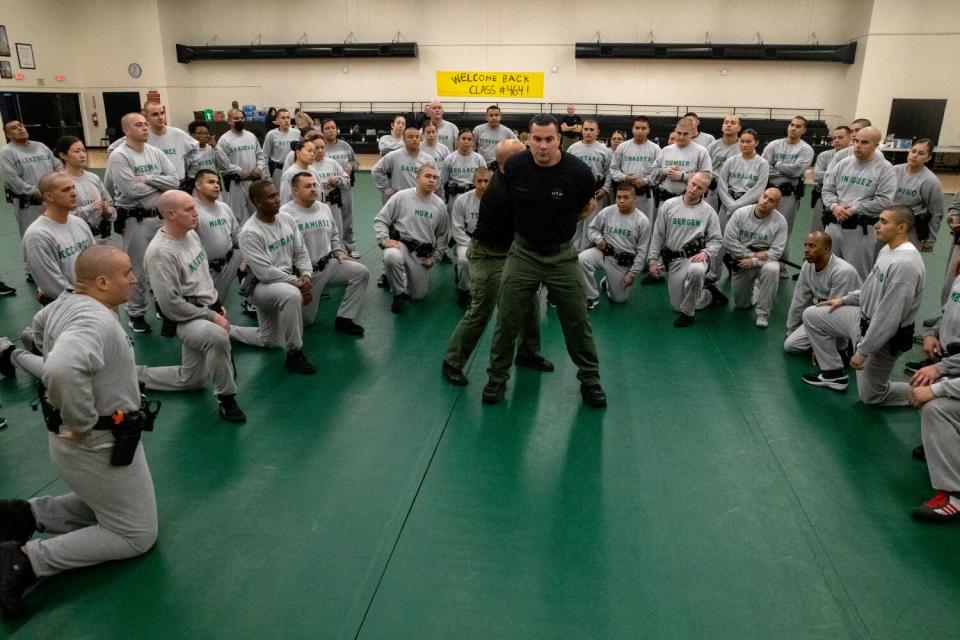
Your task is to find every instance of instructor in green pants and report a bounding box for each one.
[483,114,606,408]
[441,139,554,386]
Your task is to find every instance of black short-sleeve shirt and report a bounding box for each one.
[503,150,595,248]
[472,171,515,251]
[559,114,583,140]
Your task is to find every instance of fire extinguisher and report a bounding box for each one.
[92,112,100,127]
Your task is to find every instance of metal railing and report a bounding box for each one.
[298,100,824,121]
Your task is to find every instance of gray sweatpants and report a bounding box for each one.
[25,432,157,577]
[383,245,432,299]
[801,304,908,405]
[302,259,369,323]
[122,217,163,318]
[921,397,960,492]
[578,248,633,303]
[224,181,255,224]
[455,245,471,292]
[783,326,812,353]
[339,187,356,253]
[776,193,799,264]
[229,282,304,350]
[667,258,713,316]
[731,261,780,317]
[138,319,237,396]
[826,222,878,281]
[941,243,960,306]
[209,251,243,303]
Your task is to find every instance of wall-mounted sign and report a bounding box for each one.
[435,71,544,99]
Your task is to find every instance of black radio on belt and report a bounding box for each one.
[811,185,823,208]
[326,187,343,208]
[601,244,637,268]
[444,181,470,203]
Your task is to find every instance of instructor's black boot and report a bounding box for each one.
[0,541,36,619]
[0,500,36,544]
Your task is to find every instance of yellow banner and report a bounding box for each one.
[435,71,544,99]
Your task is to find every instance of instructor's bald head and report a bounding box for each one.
[495,139,526,171]
[74,245,136,308]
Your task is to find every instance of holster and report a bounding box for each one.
[811,186,822,208]
[915,214,931,242]
[179,177,196,193]
[601,245,636,268]
[208,248,235,273]
[4,187,39,209]
[722,244,763,274]
[661,238,706,271]
[313,253,333,273]
[223,173,240,193]
[709,176,718,192]
[97,218,112,239]
[326,187,343,208]
[860,315,916,356]
[653,186,675,207]
[444,181,470,203]
[238,267,259,298]
[268,160,282,175]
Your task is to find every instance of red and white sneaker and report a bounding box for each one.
[912,491,960,523]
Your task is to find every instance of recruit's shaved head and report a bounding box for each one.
[858,127,882,145]
[495,139,526,166]
[157,189,193,216]
[38,172,71,195]
[74,245,126,286]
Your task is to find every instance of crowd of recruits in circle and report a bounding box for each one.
[0,99,959,619]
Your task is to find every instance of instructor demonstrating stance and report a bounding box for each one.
[483,114,605,408]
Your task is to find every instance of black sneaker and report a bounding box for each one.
[0,541,37,619]
[128,315,152,334]
[441,360,468,386]
[586,297,599,311]
[641,273,664,285]
[912,445,926,461]
[240,300,257,317]
[706,284,728,307]
[0,500,36,544]
[514,354,555,372]
[0,339,15,378]
[801,370,849,392]
[334,316,365,336]
[457,289,471,309]
[600,277,610,299]
[922,316,941,328]
[377,273,390,290]
[482,380,506,404]
[673,312,694,328]
[217,394,247,423]
[905,358,937,375]
[911,491,960,523]
[581,383,607,408]
[0,282,15,296]
[285,350,317,375]
[391,293,410,314]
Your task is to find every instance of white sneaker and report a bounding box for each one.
[349,250,361,259]
[755,315,769,328]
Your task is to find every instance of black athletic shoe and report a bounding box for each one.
[376,274,390,290]
[127,315,152,334]
[285,350,317,375]
[600,277,610,299]
[922,316,941,328]
[0,339,15,378]
[0,541,36,619]
[240,300,257,317]
[24,274,34,285]
[673,312,694,328]
[641,273,664,285]
[905,358,937,375]
[482,380,506,404]
[514,354,555,372]
[457,289,471,309]
[441,361,468,386]
[334,317,365,336]
[801,370,849,392]
[0,500,36,545]
[912,445,926,461]
[706,284,728,307]
[911,491,960,523]
[581,383,607,408]
[0,282,15,296]
[391,293,410,314]
[217,394,247,424]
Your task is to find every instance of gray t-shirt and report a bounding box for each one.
[0,141,61,195]
[587,205,652,273]
[105,143,179,209]
[240,212,312,285]
[195,198,240,261]
[145,229,219,320]
[281,200,343,263]
[786,255,861,332]
[648,196,722,260]
[373,188,450,261]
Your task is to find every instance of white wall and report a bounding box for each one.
[3,0,960,147]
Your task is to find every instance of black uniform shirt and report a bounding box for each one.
[559,114,583,140]
[503,150,595,248]
[472,171,514,251]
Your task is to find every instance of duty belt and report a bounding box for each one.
[444,181,471,202]
[769,179,805,198]
[653,186,678,206]
[313,252,333,273]
[223,173,255,192]
[722,244,765,274]
[513,233,569,256]
[660,237,706,271]
[208,248,235,273]
[268,160,283,175]
[824,211,874,235]
[4,187,41,209]
[114,206,160,234]
[389,226,435,258]
[602,245,637,268]
[859,315,915,355]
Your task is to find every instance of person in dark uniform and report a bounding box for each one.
[482,114,605,408]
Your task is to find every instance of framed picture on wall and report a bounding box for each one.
[0,25,10,57]
[0,61,11,79]
[15,43,34,69]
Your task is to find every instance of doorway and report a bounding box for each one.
[0,91,83,149]
[102,91,142,143]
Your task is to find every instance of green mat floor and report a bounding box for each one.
[1,172,959,639]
